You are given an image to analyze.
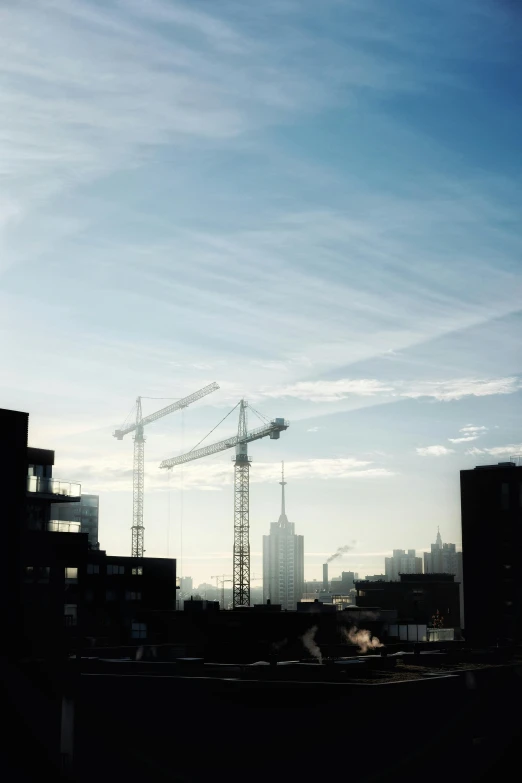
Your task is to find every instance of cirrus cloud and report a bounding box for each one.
[57,455,395,493]
[263,376,521,403]
[416,445,455,457]
[465,444,522,458]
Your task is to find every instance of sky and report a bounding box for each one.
[2,0,522,586]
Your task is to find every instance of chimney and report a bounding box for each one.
[323,563,328,591]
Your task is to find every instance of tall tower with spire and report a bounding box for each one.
[423,527,463,623]
[262,463,304,609]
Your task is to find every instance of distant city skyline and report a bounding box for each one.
[1,1,521,585]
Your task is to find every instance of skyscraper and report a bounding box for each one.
[385,549,422,581]
[460,461,522,644]
[424,528,463,578]
[263,464,304,610]
[424,528,463,624]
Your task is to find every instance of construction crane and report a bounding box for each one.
[211,575,232,610]
[114,382,219,558]
[212,574,262,610]
[161,400,289,607]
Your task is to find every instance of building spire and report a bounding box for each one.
[436,526,442,549]
[278,461,288,525]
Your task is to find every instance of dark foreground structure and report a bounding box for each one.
[3,406,522,781]
[461,461,522,645]
[3,649,522,783]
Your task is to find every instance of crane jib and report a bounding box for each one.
[159,418,289,469]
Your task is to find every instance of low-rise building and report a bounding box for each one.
[355,573,461,629]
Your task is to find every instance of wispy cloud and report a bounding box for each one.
[263,376,521,403]
[56,455,395,493]
[460,425,488,433]
[416,445,455,457]
[265,379,394,402]
[400,378,521,401]
[448,435,479,443]
[466,444,522,457]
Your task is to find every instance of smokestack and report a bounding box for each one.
[323,563,328,591]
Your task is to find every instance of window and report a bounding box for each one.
[65,567,78,582]
[87,564,100,575]
[37,566,50,583]
[105,590,116,601]
[107,564,124,575]
[126,591,142,601]
[131,622,147,640]
[82,496,99,507]
[25,566,34,580]
[64,604,77,626]
[132,567,143,576]
[85,589,94,603]
[501,482,509,510]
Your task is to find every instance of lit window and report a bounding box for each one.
[87,564,100,575]
[65,567,78,582]
[126,591,142,601]
[132,567,143,576]
[131,622,147,639]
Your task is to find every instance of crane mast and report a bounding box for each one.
[160,400,289,607]
[132,397,145,558]
[234,400,251,606]
[115,382,219,558]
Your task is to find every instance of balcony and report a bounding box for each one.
[47,520,81,534]
[27,476,81,500]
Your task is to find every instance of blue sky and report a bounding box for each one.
[2,0,522,585]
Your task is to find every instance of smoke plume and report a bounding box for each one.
[327,544,354,563]
[301,625,323,664]
[344,627,383,654]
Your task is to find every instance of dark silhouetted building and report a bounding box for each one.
[460,461,522,644]
[2,407,30,658]
[82,550,177,647]
[355,573,460,628]
[2,405,177,658]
